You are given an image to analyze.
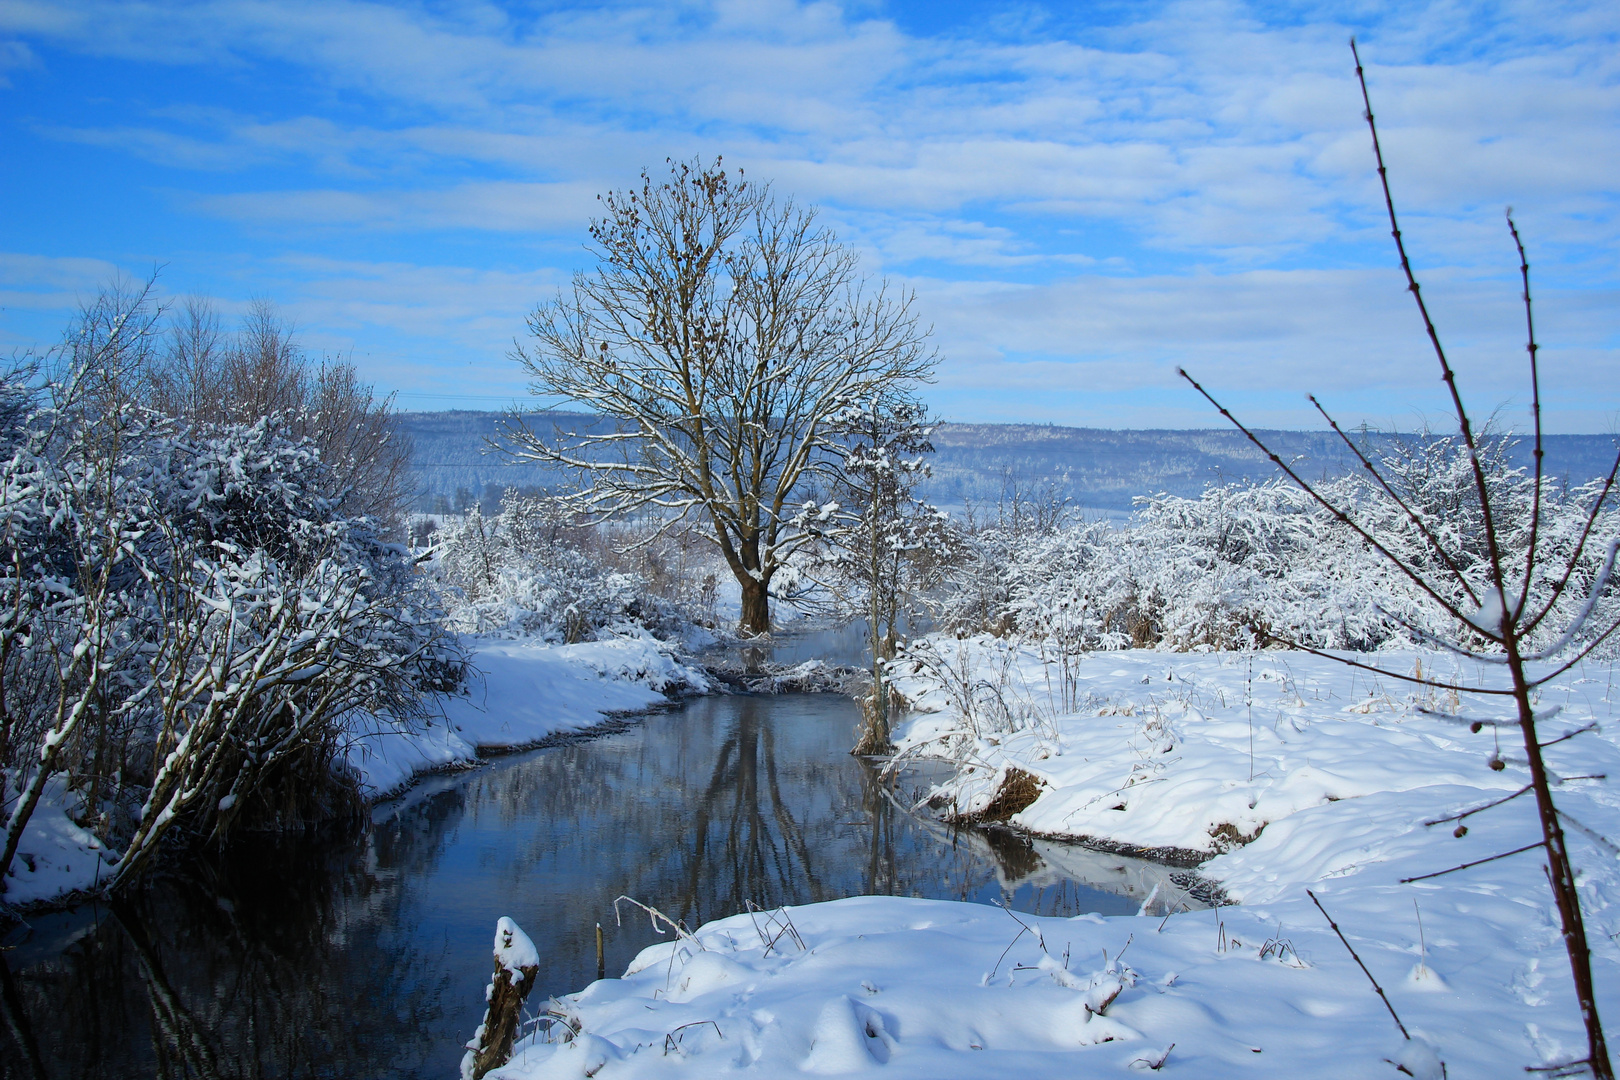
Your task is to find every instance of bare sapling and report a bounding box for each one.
[1179,41,1614,1077]
[796,394,944,754]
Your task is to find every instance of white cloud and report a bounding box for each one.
[3,0,1617,425]
[191,180,601,233]
[910,265,1620,430]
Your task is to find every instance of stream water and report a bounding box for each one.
[0,634,1207,1079]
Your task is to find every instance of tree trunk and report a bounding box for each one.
[739,575,771,636]
[1508,642,1613,1079]
[852,562,894,757]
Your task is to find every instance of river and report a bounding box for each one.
[0,636,1208,1079]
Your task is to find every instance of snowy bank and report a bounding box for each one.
[484,644,1620,1077]
[4,633,709,910]
[491,890,1474,1078]
[347,632,711,799]
[0,774,114,908]
[886,642,1615,861]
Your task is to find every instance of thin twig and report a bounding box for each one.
[987,924,1029,983]
[1353,37,1514,615]
[1527,1056,1594,1076]
[1306,888,1408,1040]
[1179,369,1477,630]
[1542,723,1599,750]
[1310,394,1476,603]
[1424,785,1531,826]
[1508,211,1546,625]
[1399,842,1545,884]
[1240,630,1515,695]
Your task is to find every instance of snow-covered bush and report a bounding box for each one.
[944,433,1619,659]
[0,284,462,900]
[433,490,691,642]
[929,478,1069,638]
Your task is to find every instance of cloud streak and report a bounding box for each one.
[1,0,1616,427]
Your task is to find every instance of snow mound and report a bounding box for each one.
[1,774,112,907]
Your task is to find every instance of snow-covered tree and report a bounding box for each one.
[434,489,687,643]
[0,282,461,902]
[798,395,949,753]
[502,159,937,634]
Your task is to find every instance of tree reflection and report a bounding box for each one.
[677,697,820,921]
[4,803,469,1078]
[5,689,1210,1079]
[0,946,47,1080]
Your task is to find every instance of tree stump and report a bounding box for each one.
[462,917,540,1080]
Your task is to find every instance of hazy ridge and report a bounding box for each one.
[403,410,1619,514]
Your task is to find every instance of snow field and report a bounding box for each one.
[854,640,1620,1074]
[482,642,1618,1077]
[490,892,1487,1078]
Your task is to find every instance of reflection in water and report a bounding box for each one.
[4,691,1206,1079]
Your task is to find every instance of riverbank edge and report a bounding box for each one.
[1,634,719,918]
[4,629,877,916]
[361,697,693,807]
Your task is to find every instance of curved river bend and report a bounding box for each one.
[2,667,1206,1078]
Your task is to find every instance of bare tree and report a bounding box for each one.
[503,159,937,634]
[152,295,227,423]
[1180,43,1614,1078]
[150,298,413,536]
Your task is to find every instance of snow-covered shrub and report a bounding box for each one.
[149,296,415,535]
[434,490,688,642]
[955,433,1619,659]
[0,284,463,899]
[929,478,1070,637]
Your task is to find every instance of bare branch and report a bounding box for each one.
[1509,212,1547,622]
[1310,395,1477,605]
[1179,369,1476,629]
[1423,785,1531,826]
[1352,39,1513,612]
[1398,841,1545,884]
[1306,889,1409,1040]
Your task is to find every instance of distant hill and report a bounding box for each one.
[401,410,1618,515]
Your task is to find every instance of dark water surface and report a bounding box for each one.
[2,670,1203,1078]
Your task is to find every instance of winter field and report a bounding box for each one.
[475,643,1619,1079]
[6,288,1618,1077]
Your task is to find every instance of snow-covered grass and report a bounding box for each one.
[482,641,1620,1078]
[4,632,710,909]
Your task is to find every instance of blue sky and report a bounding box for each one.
[1,0,1616,430]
